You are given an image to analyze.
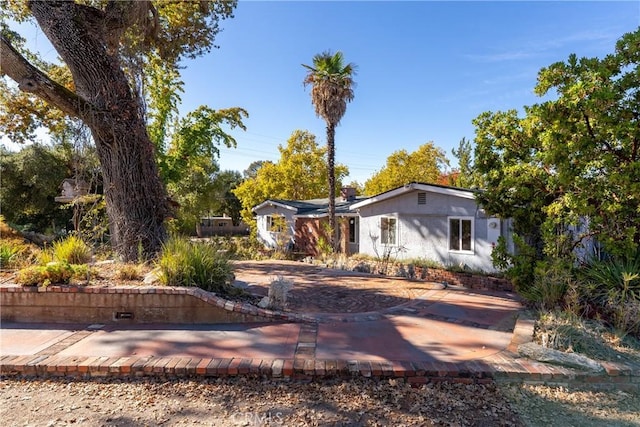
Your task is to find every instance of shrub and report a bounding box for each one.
[157,237,235,293]
[491,235,537,292]
[52,235,92,264]
[520,260,572,310]
[16,262,86,286]
[581,248,640,336]
[115,263,144,281]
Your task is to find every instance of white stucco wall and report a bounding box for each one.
[355,190,502,272]
[253,205,296,250]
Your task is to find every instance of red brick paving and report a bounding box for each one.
[1,261,639,391]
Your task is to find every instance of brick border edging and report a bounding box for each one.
[1,354,638,392]
[1,286,638,391]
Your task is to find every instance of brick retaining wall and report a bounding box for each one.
[0,284,310,324]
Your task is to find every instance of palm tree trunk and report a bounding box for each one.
[326,124,336,252]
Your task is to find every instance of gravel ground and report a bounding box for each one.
[1,377,639,427]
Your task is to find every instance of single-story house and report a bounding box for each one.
[253,183,512,273]
[253,188,365,255]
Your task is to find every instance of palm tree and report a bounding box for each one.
[303,51,356,252]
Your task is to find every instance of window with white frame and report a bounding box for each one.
[266,215,284,232]
[449,217,473,252]
[380,217,397,245]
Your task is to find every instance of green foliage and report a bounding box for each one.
[520,260,572,310]
[160,107,248,231]
[0,145,72,233]
[15,262,90,287]
[582,250,640,306]
[364,142,449,195]
[581,249,640,336]
[405,258,445,270]
[156,237,235,293]
[474,29,640,276]
[491,235,537,291]
[302,51,356,128]
[52,235,92,264]
[315,222,334,261]
[233,130,349,232]
[450,137,478,188]
[0,240,26,269]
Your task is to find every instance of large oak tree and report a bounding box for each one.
[1,0,236,261]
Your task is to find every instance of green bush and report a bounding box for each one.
[520,260,572,310]
[582,250,640,305]
[581,248,640,336]
[16,262,89,286]
[157,237,235,293]
[491,235,537,291]
[52,235,92,264]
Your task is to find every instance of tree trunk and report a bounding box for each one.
[326,124,336,252]
[8,1,169,261]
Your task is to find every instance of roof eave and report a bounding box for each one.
[350,182,476,210]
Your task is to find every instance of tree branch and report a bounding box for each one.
[583,111,630,163]
[0,35,87,119]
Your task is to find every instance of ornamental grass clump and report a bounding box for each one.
[52,235,92,264]
[0,240,26,269]
[581,248,640,337]
[157,237,235,293]
[115,263,144,281]
[15,235,94,286]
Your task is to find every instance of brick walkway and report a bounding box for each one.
[1,261,638,391]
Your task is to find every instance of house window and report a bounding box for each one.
[218,222,226,227]
[348,218,358,243]
[449,217,473,252]
[266,215,283,232]
[417,192,426,205]
[380,217,397,245]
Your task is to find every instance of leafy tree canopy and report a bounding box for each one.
[364,142,449,195]
[233,130,349,230]
[474,29,640,260]
[450,137,478,189]
[0,144,72,232]
[1,1,244,258]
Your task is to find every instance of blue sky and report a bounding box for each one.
[5,1,640,184]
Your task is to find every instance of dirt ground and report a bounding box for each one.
[1,377,639,427]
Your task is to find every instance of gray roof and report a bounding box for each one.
[261,196,368,217]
